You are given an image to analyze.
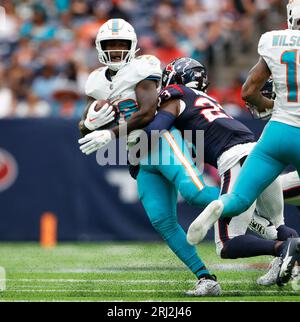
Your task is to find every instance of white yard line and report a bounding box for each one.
[10,263,267,274]
[2,289,297,294]
[6,278,253,284]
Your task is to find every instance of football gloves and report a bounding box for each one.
[79,130,113,155]
[84,101,115,131]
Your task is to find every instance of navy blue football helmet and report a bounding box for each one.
[247,78,276,120]
[162,57,209,92]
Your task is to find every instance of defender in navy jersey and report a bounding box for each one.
[158,83,255,168]
[139,57,298,286]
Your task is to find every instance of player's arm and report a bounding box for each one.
[109,79,159,137]
[127,98,180,148]
[79,96,116,137]
[143,99,180,134]
[242,57,273,112]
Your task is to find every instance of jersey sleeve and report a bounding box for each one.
[158,84,185,107]
[133,55,162,83]
[258,31,273,67]
[85,68,103,98]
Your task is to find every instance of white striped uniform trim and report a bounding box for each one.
[163,131,204,190]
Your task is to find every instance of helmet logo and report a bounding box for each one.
[112,18,119,35]
[0,148,18,192]
[166,64,174,72]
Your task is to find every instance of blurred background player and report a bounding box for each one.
[78,18,221,296]
[187,0,300,287]
[137,57,298,287]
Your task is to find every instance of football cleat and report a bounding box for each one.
[186,275,221,297]
[187,200,224,245]
[257,257,281,286]
[276,238,300,286]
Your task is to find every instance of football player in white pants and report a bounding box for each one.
[214,143,285,257]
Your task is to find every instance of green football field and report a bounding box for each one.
[0,242,299,302]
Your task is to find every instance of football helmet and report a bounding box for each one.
[162,57,209,92]
[287,0,300,30]
[95,19,138,71]
[247,78,275,120]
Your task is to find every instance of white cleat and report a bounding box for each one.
[185,277,221,297]
[257,257,281,286]
[187,200,224,245]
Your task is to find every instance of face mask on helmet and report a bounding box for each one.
[287,0,300,30]
[162,57,209,92]
[95,19,139,71]
[99,39,132,70]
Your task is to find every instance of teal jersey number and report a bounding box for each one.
[116,99,139,123]
[281,50,298,103]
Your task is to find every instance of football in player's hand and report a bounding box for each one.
[93,99,110,112]
[93,99,119,129]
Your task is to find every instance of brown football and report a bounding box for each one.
[93,99,111,112]
[92,99,119,129]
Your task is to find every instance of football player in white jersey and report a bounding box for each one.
[187,0,300,287]
[78,18,222,296]
[78,19,161,145]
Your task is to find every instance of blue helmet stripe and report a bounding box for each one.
[112,19,118,33]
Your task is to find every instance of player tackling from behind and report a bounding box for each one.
[187,0,300,287]
[78,19,221,296]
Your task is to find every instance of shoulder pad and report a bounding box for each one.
[132,55,162,79]
[136,54,160,65]
[85,67,106,97]
[158,85,185,107]
[258,31,273,56]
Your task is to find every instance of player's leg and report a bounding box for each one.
[255,177,299,240]
[137,167,211,279]
[156,128,219,207]
[220,122,287,218]
[188,134,286,245]
[215,162,283,259]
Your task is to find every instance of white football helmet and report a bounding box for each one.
[287,0,300,30]
[95,19,138,71]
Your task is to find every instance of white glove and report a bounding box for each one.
[78,130,113,155]
[84,101,115,131]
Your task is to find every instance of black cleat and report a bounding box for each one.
[276,238,300,287]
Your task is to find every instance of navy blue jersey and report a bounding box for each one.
[158,84,255,167]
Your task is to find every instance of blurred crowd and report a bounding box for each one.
[0,0,286,119]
